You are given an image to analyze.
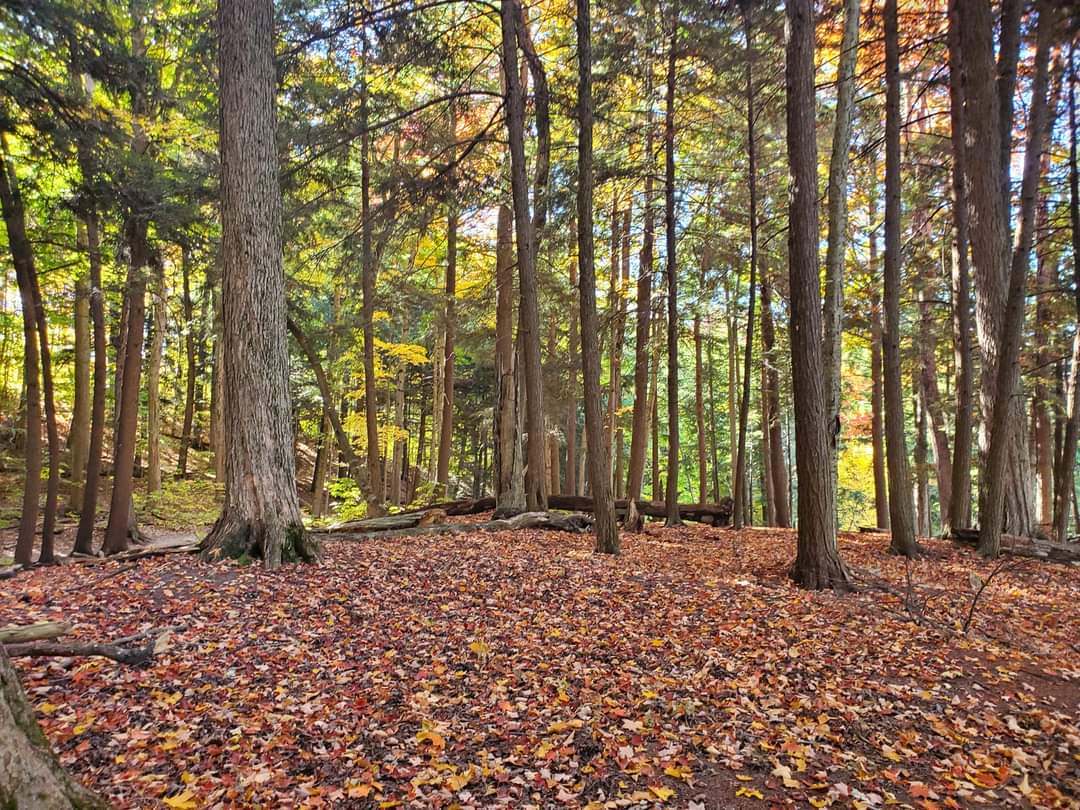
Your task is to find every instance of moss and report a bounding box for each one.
[279,522,319,564]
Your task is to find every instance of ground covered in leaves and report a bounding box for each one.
[3,526,1078,809]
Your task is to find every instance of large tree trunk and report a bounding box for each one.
[73,206,107,555]
[0,647,109,808]
[663,0,682,526]
[821,0,860,491]
[1054,47,1080,544]
[959,0,1036,544]
[870,286,889,530]
[785,0,848,590]
[918,283,952,529]
[882,0,918,557]
[945,0,974,534]
[733,2,759,529]
[975,0,1053,556]
[209,284,225,482]
[502,0,547,512]
[202,0,318,567]
[575,0,619,553]
[760,264,790,527]
[0,154,41,567]
[494,203,526,513]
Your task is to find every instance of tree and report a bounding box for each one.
[785,0,848,591]
[977,0,1054,556]
[576,0,619,554]
[0,646,108,809]
[821,0,860,491]
[882,0,918,556]
[501,0,547,512]
[663,0,682,527]
[201,0,317,567]
[732,0,760,529]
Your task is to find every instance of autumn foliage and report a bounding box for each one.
[3,525,1077,808]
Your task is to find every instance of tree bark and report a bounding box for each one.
[436,137,457,494]
[870,286,889,530]
[202,0,318,567]
[883,0,918,557]
[1054,45,1080,544]
[360,50,382,507]
[785,0,848,590]
[177,245,197,478]
[626,59,654,506]
[946,0,974,534]
[760,264,790,527]
[146,259,165,493]
[733,1,760,529]
[494,203,526,513]
[694,315,707,505]
[576,0,619,553]
[69,269,90,513]
[0,154,41,567]
[566,226,579,499]
[502,0,547,511]
[74,207,107,555]
[821,0,861,490]
[663,0,682,526]
[977,0,1053,556]
[0,647,109,809]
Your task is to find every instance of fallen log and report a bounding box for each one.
[4,639,154,666]
[950,528,1080,564]
[0,622,71,645]
[390,495,733,525]
[330,511,594,542]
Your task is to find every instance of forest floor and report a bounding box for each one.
[1,523,1078,809]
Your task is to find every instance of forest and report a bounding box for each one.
[0,0,1079,807]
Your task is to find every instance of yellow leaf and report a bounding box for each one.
[446,767,473,792]
[649,785,675,801]
[468,640,489,655]
[809,798,832,808]
[735,787,764,799]
[664,765,692,780]
[38,701,59,715]
[163,789,200,809]
[416,730,446,750]
[736,774,754,782]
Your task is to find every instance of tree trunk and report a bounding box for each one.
[1054,45,1080,544]
[0,155,41,567]
[627,64,654,505]
[821,0,860,491]
[177,245,197,478]
[918,282,952,528]
[103,217,146,556]
[209,284,225,482]
[946,0,974,534]
[760,264,790,527]
[494,203,526,513]
[913,366,931,536]
[74,207,107,555]
[437,150,457,494]
[575,0,618,553]
[785,0,848,590]
[202,0,317,567]
[146,260,165,493]
[694,316,707,505]
[69,268,90,513]
[996,0,1022,215]
[360,53,382,507]
[976,0,1053,556]
[502,0,547,512]
[733,1,760,529]
[663,0,682,526]
[0,647,109,808]
[566,227,579,499]
[883,0,918,557]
